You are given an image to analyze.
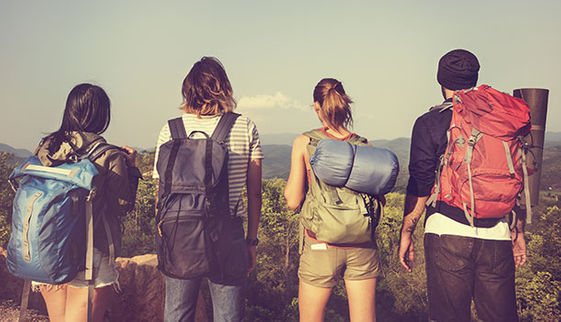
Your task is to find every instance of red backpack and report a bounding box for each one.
[428,85,532,226]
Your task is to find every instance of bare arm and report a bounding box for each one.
[398,194,428,272]
[155,182,159,217]
[246,158,262,240]
[246,158,262,273]
[512,216,526,268]
[284,135,309,210]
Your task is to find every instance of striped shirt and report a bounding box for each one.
[153,113,263,216]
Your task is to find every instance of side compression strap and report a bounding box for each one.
[503,141,516,176]
[463,129,483,227]
[18,280,31,322]
[426,154,444,208]
[426,127,458,207]
[102,215,115,263]
[521,148,532,224]
[85,198,94,322]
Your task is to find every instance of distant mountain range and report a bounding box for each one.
[0,143,32,158]
[261,131,561,147]
[545,131,561,146]
[2,131,560,191]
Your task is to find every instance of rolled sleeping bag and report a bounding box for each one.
[310,139,399,195]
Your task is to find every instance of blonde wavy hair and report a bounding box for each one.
[181,57,236,116]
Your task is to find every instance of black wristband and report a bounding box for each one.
[246,237,259,246]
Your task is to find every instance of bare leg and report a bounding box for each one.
[345,278,377,322]
[40,284,67,322]
[299,280,333,322]
[66,285,114,322]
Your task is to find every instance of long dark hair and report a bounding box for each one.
[43,83,111,153]
[313,78,353,130]
[181,56,236,116]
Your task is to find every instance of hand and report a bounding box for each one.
[512,230,527,268]
[121,146,137,167]
[398,194,426,272]
[399,228,415,272]
[247,245,257,274]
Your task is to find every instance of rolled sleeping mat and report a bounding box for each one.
[310,139,399,195]
[348,144,400,195]
[309,139,355,187]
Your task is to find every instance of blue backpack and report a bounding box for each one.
[7,155,96,284]
[7,141,122,321]
[6,142,120,283]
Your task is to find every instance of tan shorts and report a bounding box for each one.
[298,235,381,288]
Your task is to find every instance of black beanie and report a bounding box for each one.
[437,49,480,90]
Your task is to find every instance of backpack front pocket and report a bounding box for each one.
[157,215,212,279]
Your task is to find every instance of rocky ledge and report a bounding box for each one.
[0,249,208,321]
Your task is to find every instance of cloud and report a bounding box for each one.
[237,92,307,110]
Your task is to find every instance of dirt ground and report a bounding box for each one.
[0,300,48,322]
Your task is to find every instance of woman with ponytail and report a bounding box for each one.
[285,78,380,321]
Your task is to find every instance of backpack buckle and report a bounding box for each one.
[86,188,97,201]
[69,154,79,163]
[454,94,462,104]
[9,179,18,192]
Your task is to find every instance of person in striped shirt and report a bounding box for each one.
[153,57,263,322]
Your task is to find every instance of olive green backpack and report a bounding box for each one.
[299,129,382,245]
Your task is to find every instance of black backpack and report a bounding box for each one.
[155,112,239,279]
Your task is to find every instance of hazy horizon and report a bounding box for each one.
[2,0,560,151]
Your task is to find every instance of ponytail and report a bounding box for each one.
[313,78,353,130]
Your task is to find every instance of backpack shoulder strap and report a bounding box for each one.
[211,112,241,142]
[347,134,369,145]
[429,101,453,112]
[168,117,187,140]
[303,129,328,146]
[304,129,368,146]
[86,141,123,162]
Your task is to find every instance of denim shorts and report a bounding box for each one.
[298,235,380,288]
[32,248,119,291]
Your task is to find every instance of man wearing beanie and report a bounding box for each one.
[398,49,525,321]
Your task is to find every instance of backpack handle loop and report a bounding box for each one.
[188,130,210,139]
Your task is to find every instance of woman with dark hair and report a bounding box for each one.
[284,78,380,321]
[153,56,263,321]
[32,83,140,322]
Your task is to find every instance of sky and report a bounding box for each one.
[1,0,560,151]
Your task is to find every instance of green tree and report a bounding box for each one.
[526,206,561,280]
[135,150,155,177]
[120,150,158,257]
[375,193,428,320]
[516,270,561,320]
[515,206,561,320]
[0,152,16,248]
[246,178,301,320]
[121,177,157,257]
